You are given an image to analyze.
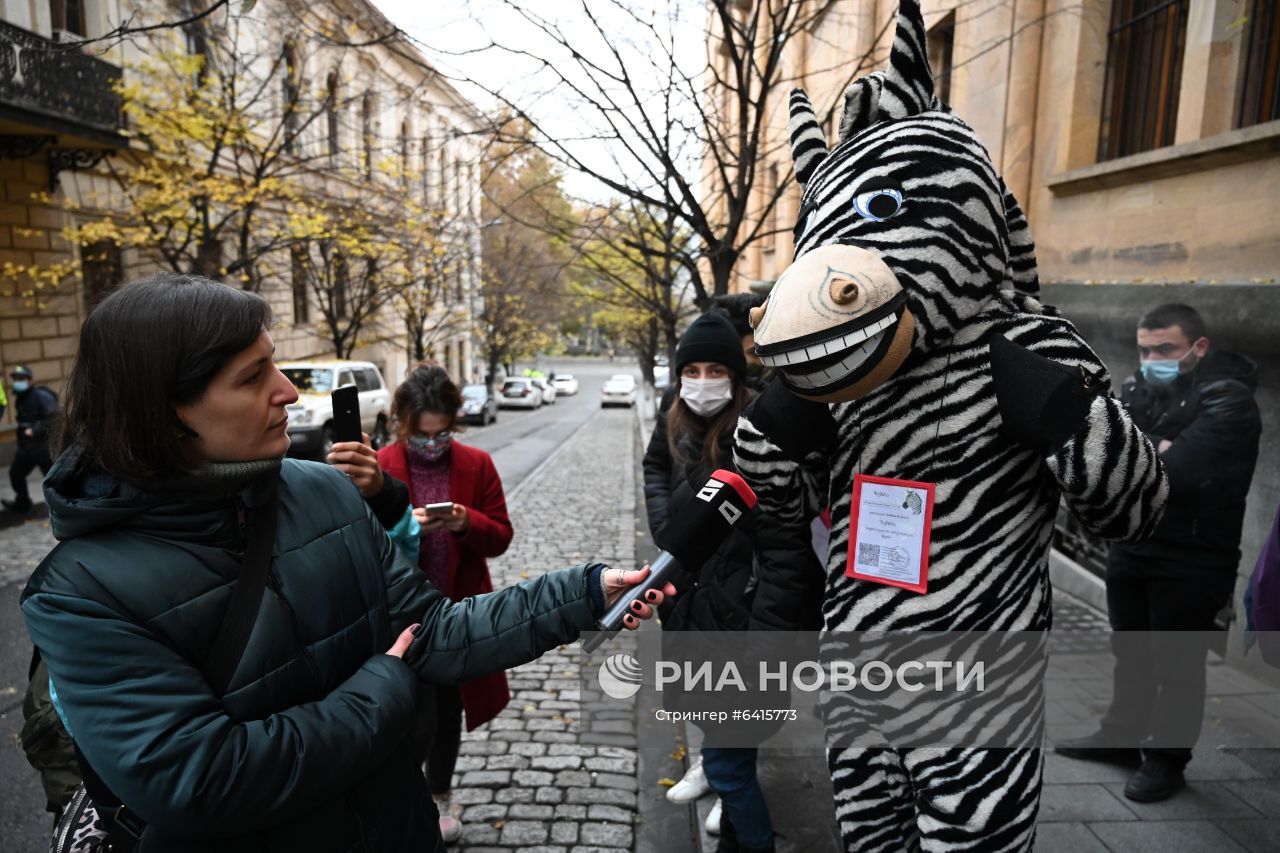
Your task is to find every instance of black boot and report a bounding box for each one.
[1124,755,1186,802]
[1054,730,1142,768]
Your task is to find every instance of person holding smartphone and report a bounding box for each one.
[374,364,513,843]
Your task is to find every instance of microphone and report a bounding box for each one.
[582,469,757,653]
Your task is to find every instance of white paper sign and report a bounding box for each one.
[846,474,934,593]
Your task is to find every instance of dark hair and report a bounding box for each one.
[666,373,751,469]
[1139,303,1207,343]
[393,363,464,440]
[708,292,767,338]
[57,273,273,486]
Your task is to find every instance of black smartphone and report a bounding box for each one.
[331,385,362,444]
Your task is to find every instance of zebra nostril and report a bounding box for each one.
[748,305,766,329]
[830,279,859,305]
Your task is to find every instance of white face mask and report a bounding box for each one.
[680,377,734,417]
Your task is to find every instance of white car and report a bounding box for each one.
[499,378,542,409]
[531,378,557,405]
[279,360,392,457]
[551,374,579,396]
[601,374,637,408]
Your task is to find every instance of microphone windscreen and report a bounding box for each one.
[655,469,757,571]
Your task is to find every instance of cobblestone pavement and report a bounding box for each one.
[448,406,643,853]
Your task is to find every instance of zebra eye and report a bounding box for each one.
[853,188,903,222]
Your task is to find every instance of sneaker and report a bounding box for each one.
[1053,731,1142,768]
[705,798,722,835]
[433,792,463,843]
[667,758,712,804]
[1124,756,1186,802]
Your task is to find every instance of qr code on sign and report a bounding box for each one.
[858,543,880,567]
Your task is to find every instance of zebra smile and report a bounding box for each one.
[750,244,917,402]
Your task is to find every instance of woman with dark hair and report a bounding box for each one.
[378,363,512,843]
[22,274,669,853]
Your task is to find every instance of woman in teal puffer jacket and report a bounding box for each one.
[22,274,671,852]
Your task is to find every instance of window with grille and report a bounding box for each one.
[1236,0,1280,129]
[81,240,122,307]
[282,43,300,156]
[1097,0,1190,162]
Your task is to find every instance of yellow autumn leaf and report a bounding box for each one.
[657,778,676,788]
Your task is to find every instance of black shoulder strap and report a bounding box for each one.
[204,482,280,697]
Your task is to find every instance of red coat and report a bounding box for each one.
[378,439,513,730]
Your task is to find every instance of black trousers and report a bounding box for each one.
[8,444,53,510]
[410,683,464,795]
[1102,550,1235,768]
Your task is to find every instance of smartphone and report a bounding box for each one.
[331,385,362,444]
[423,501,454,516]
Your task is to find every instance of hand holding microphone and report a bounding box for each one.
[583,469,758,653]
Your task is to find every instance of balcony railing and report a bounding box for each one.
[0,18,122,140]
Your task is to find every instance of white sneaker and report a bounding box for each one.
[705,798,722,835]
[667,758,712,804]
[433,793,463,844]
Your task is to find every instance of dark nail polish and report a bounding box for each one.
[645,591,658,602]
[409,623,422,635]
[631,601,643,612]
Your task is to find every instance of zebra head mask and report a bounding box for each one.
[750,0,1039,402]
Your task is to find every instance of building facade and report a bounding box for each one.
[0,0,487,457]
[711,0,1279,648]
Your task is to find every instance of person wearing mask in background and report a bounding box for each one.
[1056,303,1261,802]
[339,364,514,844]
[709,292,772,392]
[23,274,669,853]
[3,365,59,515]
[643,312,821,853]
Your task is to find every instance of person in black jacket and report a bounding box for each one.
[1056,303,1262,803]
[22,273,670,853]
[3,365,58,514]
[643,312,821,853]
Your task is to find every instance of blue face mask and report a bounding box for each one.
[11,380,29,393]
[1140,342,1201,386]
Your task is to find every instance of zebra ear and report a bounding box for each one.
[1000,177,1040,297]
[837,72,885,143]
[879,0,934,120]
[789,88,829,187]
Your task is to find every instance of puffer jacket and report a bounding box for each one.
[1114,347,1262,575]
[22,445,602,852]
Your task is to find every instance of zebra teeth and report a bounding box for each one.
[778,328,889,390]
[757,313,897,369]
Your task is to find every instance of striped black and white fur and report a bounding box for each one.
[735,2,1168,850]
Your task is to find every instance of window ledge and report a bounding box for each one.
[1048,120,1280,196]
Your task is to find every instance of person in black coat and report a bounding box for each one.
[1056,303,1262,803]
[643,312,822,853]
[3,365,58,514]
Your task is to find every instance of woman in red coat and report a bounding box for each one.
[377,365,513,842]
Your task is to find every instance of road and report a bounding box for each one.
[0,356,641,852]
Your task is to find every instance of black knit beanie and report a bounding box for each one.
[675,312,746,378]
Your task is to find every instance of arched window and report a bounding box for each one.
[361,92,376,179]
[326,72,341,164]
[281,42,300,156]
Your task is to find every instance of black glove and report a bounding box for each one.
[741,376,837,461]
[989,333,1104,454]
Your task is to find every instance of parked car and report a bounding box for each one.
[279,360,392,458]
[500,377,542,409]
[551,374,579,396]
[461,384,498,425]
[531,378,557,405]
[601,374,638,408]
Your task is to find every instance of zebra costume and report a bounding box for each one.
[732,2,1168,850]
